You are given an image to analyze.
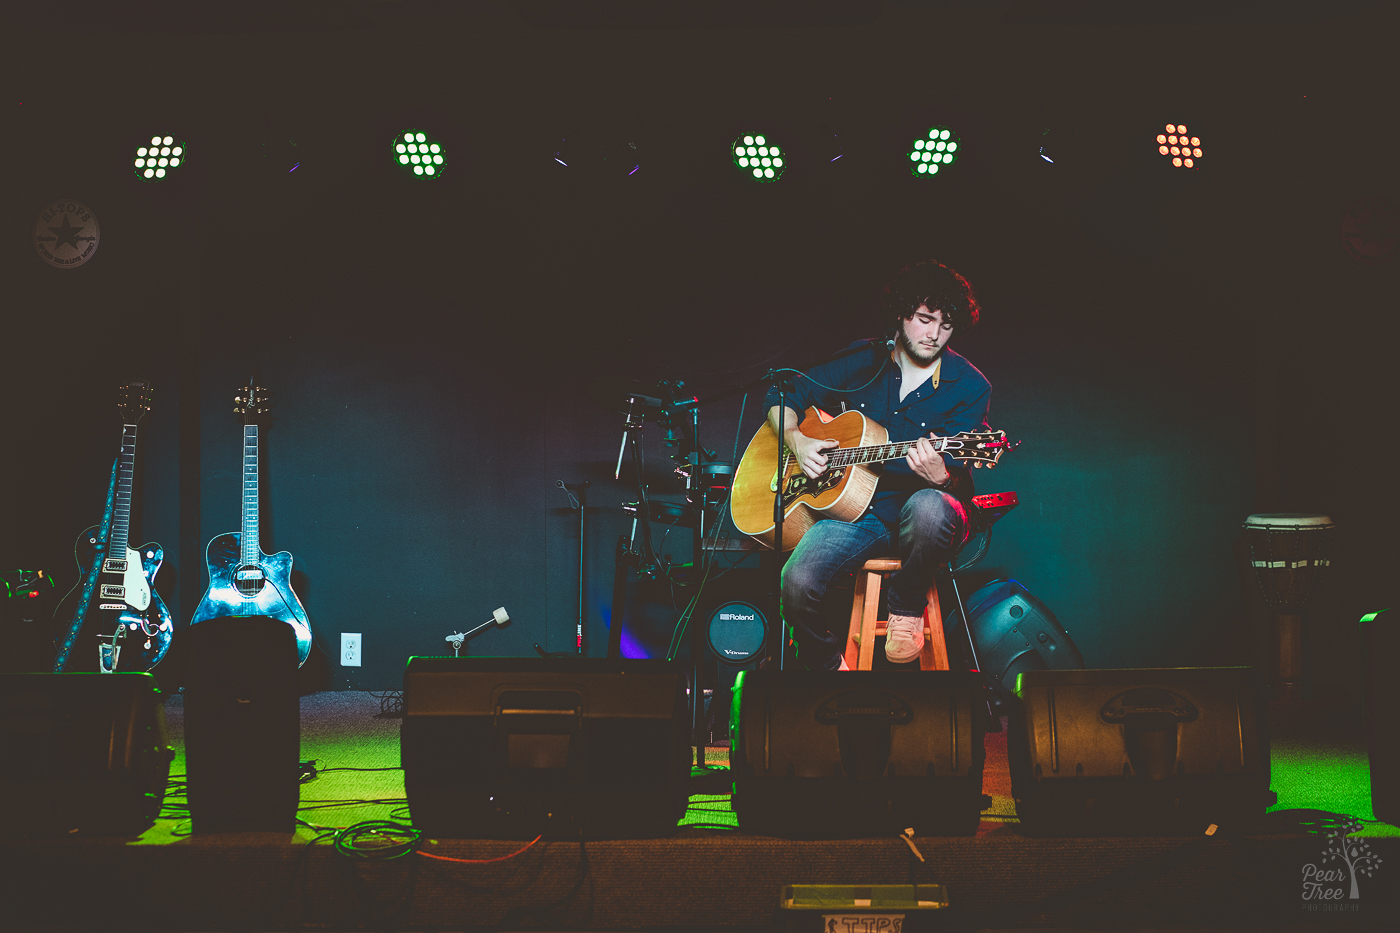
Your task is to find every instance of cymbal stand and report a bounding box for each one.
[606,399,664,660]
[557,480,591,654]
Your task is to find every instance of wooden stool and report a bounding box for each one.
[843,559,950,671]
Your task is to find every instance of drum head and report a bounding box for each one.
[1243,512,1335,530]
[707,601,767,664]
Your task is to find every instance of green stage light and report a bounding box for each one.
[133,135,186,182]
[907,126,960,178]
[731,133,785,183]
[393,129,445,178]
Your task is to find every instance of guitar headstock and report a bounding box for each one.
[233,382,274,424]
[944,429,1019,469]
[117,381,153,424]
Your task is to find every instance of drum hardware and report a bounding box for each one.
[1242,513,1336,702]
[595,373,754,769]
[444,606,510,657]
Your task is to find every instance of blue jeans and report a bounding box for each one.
[780,489,971,670]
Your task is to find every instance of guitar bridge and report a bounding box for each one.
[103,558,129,573]
[100,584,126,598]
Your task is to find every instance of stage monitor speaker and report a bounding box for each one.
[0,672,172,835]
[1360,609,1397,825]
[1008,667,1274,836]
[183,616,300,834]
[402,657,690,839]
[730,670,988,838]
[951,579,1084,706]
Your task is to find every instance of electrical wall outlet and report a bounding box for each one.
[341,633,361,667]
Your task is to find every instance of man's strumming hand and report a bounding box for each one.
[788,431,839,480]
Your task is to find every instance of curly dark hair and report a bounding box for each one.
[881,260,980,336]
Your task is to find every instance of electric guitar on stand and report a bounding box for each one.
[189,380,312,666]
[52,381,174,673]
[730,406,1016,550]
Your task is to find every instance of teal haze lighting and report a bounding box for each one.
[133,135,186,182]
[732,134,785,183]
[906,126,960,177]
[393,129,445,178]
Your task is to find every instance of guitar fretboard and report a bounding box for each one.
[241,425,260,563]
[110,423,139,555]
[825,437,962,468]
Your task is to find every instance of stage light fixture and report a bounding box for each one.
[1155,122,1204,169]
[393,129,445,178]
[132,135,186,182]
[731,134,785,183]
[907,126,960,177]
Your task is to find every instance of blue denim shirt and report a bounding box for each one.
[764,342,992,527]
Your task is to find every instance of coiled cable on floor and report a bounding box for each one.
[331,819,421,859]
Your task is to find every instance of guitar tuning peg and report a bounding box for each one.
[973,462,982,468]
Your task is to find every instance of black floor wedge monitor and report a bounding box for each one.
[1009,667,1274,836]
[0,672,172,836]
[402,657,690,839]
[730,669,989,838]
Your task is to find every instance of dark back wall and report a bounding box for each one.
[3,5,1395,693]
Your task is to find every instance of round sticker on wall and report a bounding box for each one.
[33,199,100,269]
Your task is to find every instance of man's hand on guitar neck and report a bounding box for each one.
[906,436,952,488]
[769,406,839,480]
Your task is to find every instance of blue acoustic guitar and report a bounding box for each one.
[189,381,312,666]
[53,381,174,673]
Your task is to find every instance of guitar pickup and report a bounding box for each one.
[103,558,129,573]
[235,569,264,582]
[100,584,127,598]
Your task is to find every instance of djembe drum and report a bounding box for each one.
[1242,513,1336,701]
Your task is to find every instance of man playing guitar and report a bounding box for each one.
[767,260,992,669]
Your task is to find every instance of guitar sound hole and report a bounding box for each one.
[234,565,266,598]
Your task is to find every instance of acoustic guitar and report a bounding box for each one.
[730,406,1014,551]
[52,381,174,672]
[189,381,313,665]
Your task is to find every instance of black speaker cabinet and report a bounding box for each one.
[731,670,988,838]
[0,673,172,835]
[402,657,690,839]
[1008,667,1274,836]
[183,617,300,833]
[1360,609,1397,825]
